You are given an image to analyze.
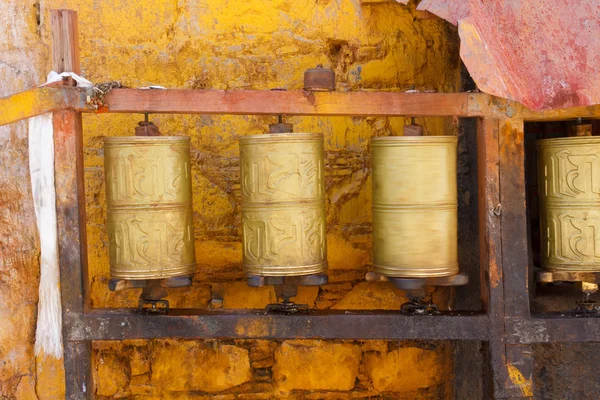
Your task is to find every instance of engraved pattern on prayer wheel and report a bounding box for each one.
[240,133,327,276]
[372,136,458,278]
[538,136,600,271]
[104,136,195,279]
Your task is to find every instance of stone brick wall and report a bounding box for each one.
[0,0,462,398]
[93,339,452,399]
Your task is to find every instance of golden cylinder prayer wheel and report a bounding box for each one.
[372,136,458,278]
[538,136,600,271]
[240,133,327,276]
[104,136,196,280]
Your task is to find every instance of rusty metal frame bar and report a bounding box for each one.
[1,8,599,400]
[67,310,489,341]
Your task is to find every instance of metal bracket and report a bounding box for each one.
[138,299,170,314]
[366,272,468,312]
[247,274,327,313]
[401,298,440,315]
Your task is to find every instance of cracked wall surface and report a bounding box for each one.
[0,0,461,398]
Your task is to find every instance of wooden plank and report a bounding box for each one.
[477,118,509,398]
[1,85,599,124]
[51,8,91,400]
[0,86,84,127]
[54,110,88,315]
[478,118,533,398]
[478,118,502,313]
[55,107,90,399]
[51,10,80,75]
[521,104,600,121]
[63,341,92,400]
[504,344,534,398]
[484,118,533,398]
[468,92,600,122]
[499,118,530,319]
[100,89,470,116]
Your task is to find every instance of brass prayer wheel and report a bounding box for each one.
[104,136,196,279]
[538,136,600,271]
[372,136,458,278]
[240,133,327,276]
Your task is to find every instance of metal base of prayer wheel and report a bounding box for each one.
[248,274,328,314]
[108,275,193,292]
[108,275,193,313]
[366,271,468,314]
[536,269,600,314]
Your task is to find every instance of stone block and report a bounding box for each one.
[332,282,407,310]
[305,393,351,400]
[151,340,251,392]
[364,347,447,392]
[215,281,276,309]
[273,340,361,392]
[130,347,150,376]
[95,351,131,397]
[327,235,370,270]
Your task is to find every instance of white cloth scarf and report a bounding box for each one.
[29,71,92,358]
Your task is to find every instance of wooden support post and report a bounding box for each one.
[478,118,507,398]
[498,118,533,398]
[499,119,531,319]
[51,9,91,400]
[478,118,502,316]
[479,117,533,398]
[51,10,81,75]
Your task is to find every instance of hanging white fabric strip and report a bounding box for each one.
[29,71,92,358]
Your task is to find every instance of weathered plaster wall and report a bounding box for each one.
[0,0,461,398]
[0,1,54,398]
[93,339,454,399]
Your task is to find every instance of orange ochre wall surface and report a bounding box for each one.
[0,0,460,398]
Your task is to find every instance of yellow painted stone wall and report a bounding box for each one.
[0,0,460,398]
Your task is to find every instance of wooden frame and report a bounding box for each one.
[1,9,599,399]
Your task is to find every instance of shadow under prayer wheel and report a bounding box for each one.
[104,136,196,280]
[240,133,327,276]
[372,136,458,278]
[538,136,600,272]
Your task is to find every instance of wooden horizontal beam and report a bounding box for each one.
[72,309,490,341]
[99,89,471,117]
[521,104,600,122]
[1,86,598,123]
[97,89,600,121]
[506,315,600,343]
[0,86,87,127]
